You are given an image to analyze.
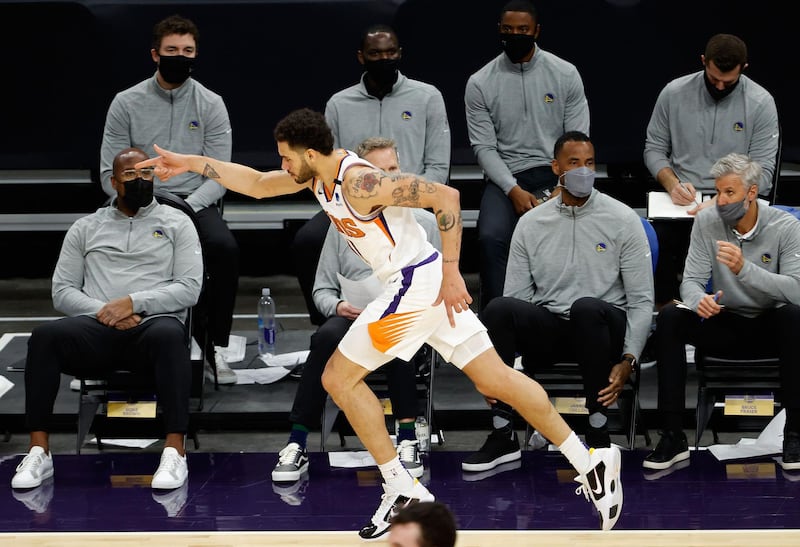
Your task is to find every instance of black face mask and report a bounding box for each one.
[704,74,739,102]
[120,178,154,213]
[499,33,536,63]
[363,58,399,88]
[158,55,195,85]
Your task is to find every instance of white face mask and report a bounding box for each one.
[558,166,595,198]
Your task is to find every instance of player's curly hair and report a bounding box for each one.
[273,108,334,154]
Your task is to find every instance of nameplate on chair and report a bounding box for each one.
[381,398,393,416]
[725,462,776,480]
[723,394,774,416]
[553,397,588,415]
[107,398,157,419]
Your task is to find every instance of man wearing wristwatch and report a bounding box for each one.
[462,132,654,472]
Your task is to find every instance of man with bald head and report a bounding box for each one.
[11,147,203,494]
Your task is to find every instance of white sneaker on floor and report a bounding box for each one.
[11,446,54,489]
[151,447,188,490]
[397,439,424,478]
[205,348,237,385]
[358,480,434,540]
[574,446,623,531]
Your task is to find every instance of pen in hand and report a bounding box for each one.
[678,181,701,206]
[700,291,722,322]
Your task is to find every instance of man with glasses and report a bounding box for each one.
[11,147,203,494]
[99,14,239,385]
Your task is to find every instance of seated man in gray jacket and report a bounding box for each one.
[644,153,800,472]
[11,147,203,493]
[464,131,654,473]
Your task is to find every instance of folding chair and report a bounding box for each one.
[693,348,781,448]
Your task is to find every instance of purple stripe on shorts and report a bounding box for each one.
[380,251,439,319]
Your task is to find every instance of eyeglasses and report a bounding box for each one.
[118,167,156,182]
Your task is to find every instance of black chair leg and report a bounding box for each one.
[696,387,714,448]
[77,400,100,455]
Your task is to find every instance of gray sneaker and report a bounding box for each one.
[272,442,309,482]
[397,439,424,478]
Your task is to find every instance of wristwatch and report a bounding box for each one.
[621,354,636,371]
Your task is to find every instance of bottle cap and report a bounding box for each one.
[262,288,270,296]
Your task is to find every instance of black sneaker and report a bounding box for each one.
[461,429,521,472]
[585,425,611,448]
[642,430,690,470]
[780,431,800,470]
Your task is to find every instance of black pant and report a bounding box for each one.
[477,166,557,313]
[24,315,191,433]
[652,220,692,305]
[289,316,418,428]
[654,303,800,431]
[195,205,239,347]
[290,210,330,327]
[483,296,626,416]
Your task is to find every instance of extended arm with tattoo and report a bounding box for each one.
[138,144,306,198]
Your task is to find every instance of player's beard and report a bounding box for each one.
[293,157,315,184]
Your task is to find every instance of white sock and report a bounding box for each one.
[558,431,592,474]
[378,456,414,493]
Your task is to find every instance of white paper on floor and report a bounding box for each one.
[217,335,247,363]
[259,350,310,368]
[329,451,377,468]
[234,367,292,385]
[88,437,159,449]
[707,408,784,461]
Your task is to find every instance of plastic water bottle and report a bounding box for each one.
[257,287,276,356]
[415,416,430,452]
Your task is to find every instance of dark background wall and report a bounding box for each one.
[0,0,795,277]
[1,0,795,172]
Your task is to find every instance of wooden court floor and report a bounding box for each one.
[1,529,798,547]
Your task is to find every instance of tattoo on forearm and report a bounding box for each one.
[202,163,220,179]
[435,209,461,232]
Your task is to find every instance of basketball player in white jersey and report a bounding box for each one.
[138,108,624,538]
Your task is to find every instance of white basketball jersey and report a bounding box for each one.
[312,151,436,282]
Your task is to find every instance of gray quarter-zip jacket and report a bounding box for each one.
[681,200,800,316]
[465,47,590,194]
[504,190,654,360]
[100,74,232,211]
[644,72,779,194]
[52,199,203,324]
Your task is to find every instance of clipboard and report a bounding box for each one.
[646,191,704,219]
